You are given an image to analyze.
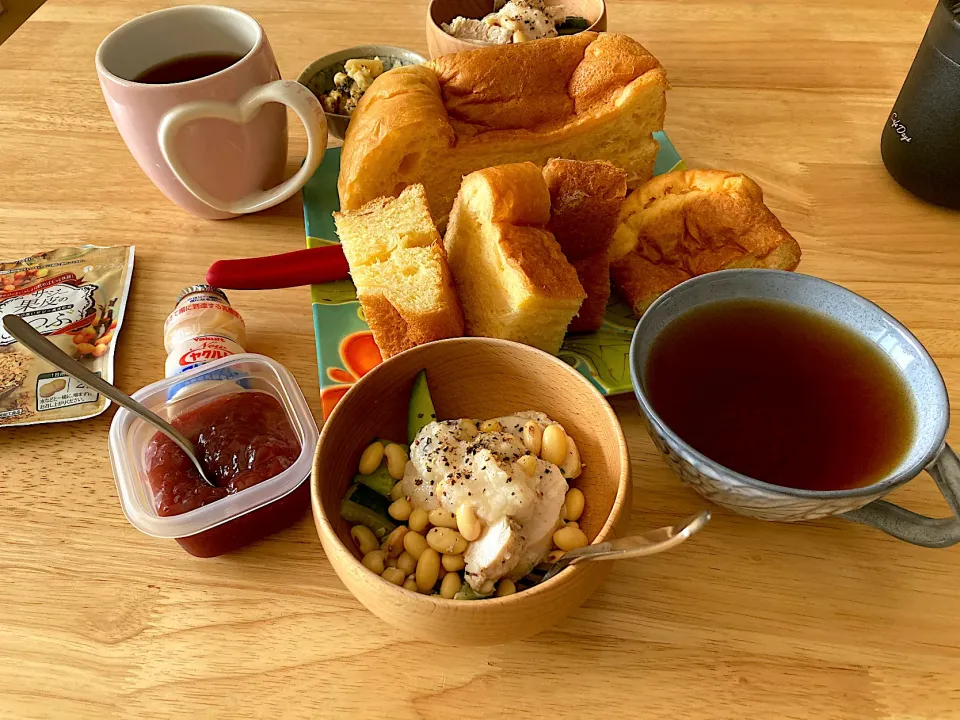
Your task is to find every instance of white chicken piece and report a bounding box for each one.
[509,461,568,580]
[464,517,523,594]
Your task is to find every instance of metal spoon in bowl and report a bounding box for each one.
[2,314,217,488]
[525,510,711,586]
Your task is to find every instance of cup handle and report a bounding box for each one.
[157,79,327,216]
[841,443,960,548]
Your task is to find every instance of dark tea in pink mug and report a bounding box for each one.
[96,5,327,219]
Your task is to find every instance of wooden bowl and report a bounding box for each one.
[311,338,631,645]
[425,0,607,59]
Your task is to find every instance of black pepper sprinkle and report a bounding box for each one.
[414,478,423,486]
[506,478,512,483]
[468,491,472,496]
[417,413,424,419]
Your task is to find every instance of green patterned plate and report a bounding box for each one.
[303,134,685,417]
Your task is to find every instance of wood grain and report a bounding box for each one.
[1,0,959,718]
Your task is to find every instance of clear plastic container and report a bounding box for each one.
[108,353,319,557]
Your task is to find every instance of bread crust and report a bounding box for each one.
[458,163,584,303]
[543,159,627,331]
[611,169,802,315]
[338,33,668,226]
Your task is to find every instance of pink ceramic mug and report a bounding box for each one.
[96,5,327,219]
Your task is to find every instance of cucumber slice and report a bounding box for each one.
[345,482,392,517]
[354,462,395,496]
[454,584,492,601]
[340,499,396,539]
[557,16,590,34]
[408,369,437,443]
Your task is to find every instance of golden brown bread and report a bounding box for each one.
[610,169,802,315]
[339,33,667,228]
[543,159,627,331]
[333,185,464,358]
[443,162,585,354]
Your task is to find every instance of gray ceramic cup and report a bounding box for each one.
[629,269,960,548]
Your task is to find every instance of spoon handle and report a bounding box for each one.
[541,510,711,582]
[2,315,213,485]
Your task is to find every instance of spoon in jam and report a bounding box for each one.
[3,314,217,488]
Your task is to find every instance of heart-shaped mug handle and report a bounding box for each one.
[157,79,327,216]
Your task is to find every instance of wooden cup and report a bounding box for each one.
[425,0,608,58]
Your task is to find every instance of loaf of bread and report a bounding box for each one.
[610,170,802,315]
[443,162,585,355]
[339,32,668,229]
[333,185,464,358]
[543,159,628,332]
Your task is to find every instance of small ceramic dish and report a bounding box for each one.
[425,0,607,59]
[298,45,428,141]
[311,337,631,645]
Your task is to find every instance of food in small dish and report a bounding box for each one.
[145,391,301,516]
[333,184,464,358]
[338,32,667,228]
[610,169,802,316]
[319,57,400,116]
[543,158,628,332]
[444,162,585,354]
[340,370,588,598]
[442,0,588,45]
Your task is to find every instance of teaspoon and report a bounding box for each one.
[2,314,217,488]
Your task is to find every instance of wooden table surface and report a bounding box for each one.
[2,1,960,718]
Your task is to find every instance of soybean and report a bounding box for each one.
[416,548,441,592]
[397,551,417,575]
[427,527,468,554]
[358,441,384,475]
[388,497,413,521]
[402,577,419,593]
[428,508,459,529]
[456,504,482,541]
[408,507,429,534]
[541,424,568,466]
[553,525,589,551]
[495,579,517,597]
[350,525,379,556]
[442,553,466,572]
[563,487,585,522]
[384,443,408,480]
[479,419,502,433]
[439,572,462,599]
[361,550,386,574]
[383,525,408,558]
[381,567,406,585]
[403,530,429,560]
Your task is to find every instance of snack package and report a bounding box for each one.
[0,245,134,426]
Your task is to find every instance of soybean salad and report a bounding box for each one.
[341,370,589,599]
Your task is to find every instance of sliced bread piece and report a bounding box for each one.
[334,184,464,358]
[334,184,440,268]
[444,162,585,355]
[348,245,464,357]
[610,169,802,315]
[543,159,628,332]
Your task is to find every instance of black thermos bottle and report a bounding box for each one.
[881,0,960,209]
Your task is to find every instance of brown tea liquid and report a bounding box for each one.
[134,53,244,84]
[645,299,915,491]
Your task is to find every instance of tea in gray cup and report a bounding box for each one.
[630,269,960,548]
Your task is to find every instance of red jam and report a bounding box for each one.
[144,391,306,557]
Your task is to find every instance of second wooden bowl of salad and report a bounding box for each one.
[311,337,631,645]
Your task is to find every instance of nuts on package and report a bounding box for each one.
[0,245,134,426]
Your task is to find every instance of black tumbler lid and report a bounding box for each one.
[932,0,960,65]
